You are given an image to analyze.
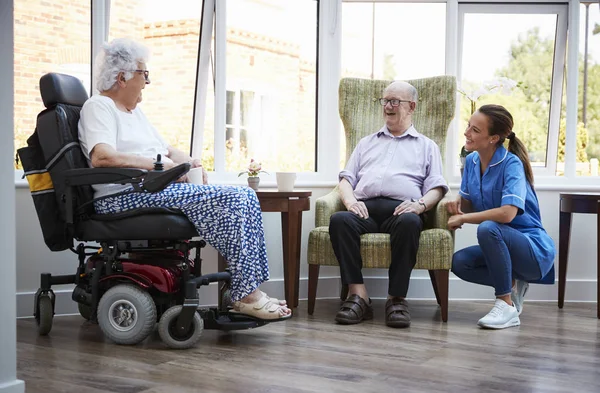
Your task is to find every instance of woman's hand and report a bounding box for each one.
[446,198,463,215]
[447,214,464,230]
[190,159,209,184]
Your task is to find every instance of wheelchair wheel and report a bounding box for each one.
[97,284,156,345]
[78,302,93,321]
[158,306,203,349]
[37,295,53,336]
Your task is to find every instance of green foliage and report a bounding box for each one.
[558,119,589,163]
[459,27,600,165]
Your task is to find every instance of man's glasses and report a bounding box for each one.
[377,98,412,107]
[134,69,150,82]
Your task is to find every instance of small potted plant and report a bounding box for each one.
[238,159,268,191]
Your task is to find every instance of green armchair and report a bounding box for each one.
[307,76,456,321]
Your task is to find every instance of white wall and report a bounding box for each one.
[1,0,25,392]
[15,180,599,317]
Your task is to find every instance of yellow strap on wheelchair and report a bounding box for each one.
[26,172,54,192]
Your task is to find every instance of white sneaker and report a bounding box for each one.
[511,280,529,316]
[477,299,520,329]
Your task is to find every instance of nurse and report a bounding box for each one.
[447,104,556,329]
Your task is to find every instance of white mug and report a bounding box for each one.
[276,172,296,192]
[187,167,204,185]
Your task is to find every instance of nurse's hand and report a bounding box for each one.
[447,214,464,230]
[446,198,463,215]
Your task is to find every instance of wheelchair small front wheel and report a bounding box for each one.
[97,284,156,345]
[158,306,203,349]
[78,302,93,321]
[37,295,53,336]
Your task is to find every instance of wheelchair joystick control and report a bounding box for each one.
[153,154,164,171]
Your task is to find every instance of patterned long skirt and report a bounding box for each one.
[94,183,269,301]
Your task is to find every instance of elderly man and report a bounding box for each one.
[330,81,448,328]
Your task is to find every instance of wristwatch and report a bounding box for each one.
[412,198,427,211]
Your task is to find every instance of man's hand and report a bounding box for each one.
[190,159,208,184]
[394,200,425,216]
[446,198,463,215]
[347,201,369,219]
[447,214,464,230]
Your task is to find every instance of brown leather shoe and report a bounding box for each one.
[335,294,373,325]
[385,298,411,328]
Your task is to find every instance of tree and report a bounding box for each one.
[497,27,600,162]
[557,119,588,163]
[382,53,396,80]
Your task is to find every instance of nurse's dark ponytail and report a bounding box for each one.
[478,104,534,186]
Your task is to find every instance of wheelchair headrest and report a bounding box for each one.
[40,73,89,109]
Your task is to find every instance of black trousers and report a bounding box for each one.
[329,197,424,298]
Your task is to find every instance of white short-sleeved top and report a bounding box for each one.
[78,95,172,198]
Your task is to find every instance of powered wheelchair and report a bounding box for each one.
[18,73,273,349]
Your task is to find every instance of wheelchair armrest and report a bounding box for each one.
[142,162,191,193]
[61,167,147,186]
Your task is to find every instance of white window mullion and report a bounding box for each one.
[191,0,215,160]
[316,0,342,180]
[214,0,227,173]
[545,6,568,176]
[445,0,459,181]
[91,0,110,96]
[564,0,580,178]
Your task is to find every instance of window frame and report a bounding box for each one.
[15,0,589,190]
[192,0,331,186]
[454,2,568,178]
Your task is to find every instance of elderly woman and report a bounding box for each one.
[78,37,290,321]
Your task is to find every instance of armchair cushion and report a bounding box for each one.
[308,226,453,270]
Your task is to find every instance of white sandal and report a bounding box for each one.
[231,293,292,321]
[261,291,286,306]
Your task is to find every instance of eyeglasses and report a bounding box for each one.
[378,98,412,107]
[134,69,150,82]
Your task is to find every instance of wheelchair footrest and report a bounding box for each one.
[199,307,269,330]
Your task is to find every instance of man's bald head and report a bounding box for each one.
[383,81,418,103]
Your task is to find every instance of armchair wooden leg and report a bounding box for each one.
[308,264,320,315]
[428,270,441,305]
[433,270,449,322]
[340,283,348,301]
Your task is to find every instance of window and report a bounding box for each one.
[225,89,263,170]
[340,2,446,168]
[108,0,203,156]
[203,0,318,175]
[571,2,600,177]
[13,0,92,168]
[457,4,567,176]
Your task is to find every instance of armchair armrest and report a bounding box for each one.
[430,196,454,231]
[315,186,346,227]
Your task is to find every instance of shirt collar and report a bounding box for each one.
[377,124,419,139]
[471,145,508,167]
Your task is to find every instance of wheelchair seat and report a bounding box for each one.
[27,72,197,246]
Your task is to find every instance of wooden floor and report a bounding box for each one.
[17,299,600,393]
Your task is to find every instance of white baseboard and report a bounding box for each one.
[0,380,25,393]
[16,276,597,318]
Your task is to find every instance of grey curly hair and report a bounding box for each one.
[94,38,150,92]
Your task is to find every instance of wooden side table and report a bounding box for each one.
[558,193,600,318]
[218,190,312,308]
